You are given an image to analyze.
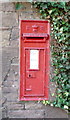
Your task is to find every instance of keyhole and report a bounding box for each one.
[29,74,31,77]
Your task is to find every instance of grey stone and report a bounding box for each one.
[2,30,11,40]
[2,111,7,118]
[25,101,44,110]
[19,11,40,20]
[2,106,8,118]
[2,46,19,81]
[2,12,18,28]
[4,92,18,102]
[0,107,2,119]
[3,73,19,90]
[1,30,11,47]
[18,2,40,20]
[0,3,2,11]
[10,27,19,41]
[2,86,18,93]
[2,47,11,81]
[3,80,14,87]
[10,55,19,65]
[7,102,25,110]
[8,109,45,118]
[12,80,19,88]
[10,65,19,76]
[1,96,7,105]
[6,65,19,82]
[0,2,15,12]
[44,105,68,118]
[0,92,2,109]
[9,39,19,47]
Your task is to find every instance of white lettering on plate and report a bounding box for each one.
[30,50,39,69]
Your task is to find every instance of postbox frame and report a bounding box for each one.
[20,20,50,101]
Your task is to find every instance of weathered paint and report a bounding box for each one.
[20,20,50,101]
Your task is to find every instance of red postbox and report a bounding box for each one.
[20,20,50,101]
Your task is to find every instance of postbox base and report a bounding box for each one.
[20,97,48,101]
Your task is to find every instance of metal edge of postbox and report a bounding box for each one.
[21,20,49,39]
[19,20,50,101]
[19,20,50,100]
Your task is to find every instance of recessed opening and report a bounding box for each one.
[26,37,44,40]
[24,37,46,43]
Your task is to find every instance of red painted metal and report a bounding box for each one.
[20,20,50,101]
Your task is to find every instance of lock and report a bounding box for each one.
[27,72,36,78]
[29,74,31,77]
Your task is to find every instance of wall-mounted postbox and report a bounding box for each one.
[20,20,50,101]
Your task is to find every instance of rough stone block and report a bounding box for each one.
[44,105,68,118]
[3,69,19,88]
[2,86,18,93]
[2,106,8,118]
[19,11,40,20]
[3,78,19,89]
[2,12,18,28]
[2,46,19,81]
[5,64,19,82]
[18,2,40,20]
[2,48,11,81]
[2,111,7,118]
[0,108,2,119]
[9,39,19,47]
[0,2,15,12]
[4,92,18,102]
[0,3,2,11]
[25,101,44,110]
[1,30,11,47]
[11,57,19,65]
[10,27,19,41]
[8,109,45,118]
[23,2,33,11]
[7,102,25,110]
[3,80,14,87]
[1,96,7,105]
[2,30,11,40]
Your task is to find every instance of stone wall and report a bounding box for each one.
[1,2,68,119]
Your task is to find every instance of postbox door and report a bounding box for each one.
[24,48,46,96]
